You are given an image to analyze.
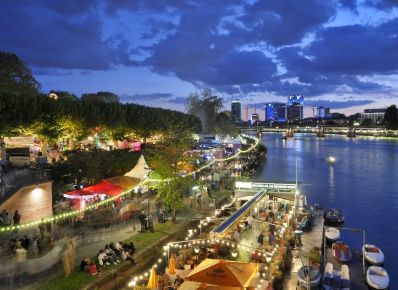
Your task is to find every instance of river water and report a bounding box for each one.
[256,133,398,283]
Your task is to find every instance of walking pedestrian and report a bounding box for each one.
[31,236,39,256]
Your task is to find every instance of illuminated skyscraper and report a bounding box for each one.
[287,95,304,122]
[265,103,286,122]
[231,100,241,124]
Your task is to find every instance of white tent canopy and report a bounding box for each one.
[124,155,151,179]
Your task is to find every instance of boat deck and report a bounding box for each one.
[283,211,368,290]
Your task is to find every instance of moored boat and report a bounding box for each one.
[366,266,389,290]
[362,244,384,266]
[324,208,344,225]
[323,263,350,290]
[297,266,321,288]
[332,241,352,262]
[325,227,341,242]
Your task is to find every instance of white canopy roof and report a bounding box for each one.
[124,155,151,179]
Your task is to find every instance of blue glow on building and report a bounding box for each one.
[265,103,286,122]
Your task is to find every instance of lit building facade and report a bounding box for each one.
[287,95,304,122]
[265,103,287,122]
[316,106,331,118]
[231,100,241,124]
[361,108,386,125]
[251,113,259,126]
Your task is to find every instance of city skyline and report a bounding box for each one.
[1,1,398,116]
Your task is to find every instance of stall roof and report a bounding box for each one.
[106,176,140,190]
[186,259,257,288]
[212,189,266,237]
[84,180,123,196]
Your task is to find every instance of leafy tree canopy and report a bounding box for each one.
[186,88,223,134]
[0,51,40,96]
[383,105,398,130]
[81,91,120,103]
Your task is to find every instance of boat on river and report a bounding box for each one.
[363,244,385,266]
[282,128,294,139]
[325,156,337,165]
[324,208,344,225]
[366,266,389,290]
[297,266,321,288]
[325,227,341,242]
[332,241,352,262]
[323,262,350,290]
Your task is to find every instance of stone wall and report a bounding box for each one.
[0,182,53,224]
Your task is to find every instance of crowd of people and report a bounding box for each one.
[0,209,21,225]
[79,241,137,276]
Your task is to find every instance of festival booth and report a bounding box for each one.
[178,281,241,290]
[64,180,123,210]
[124,155,151,179]
[185,259,258,289]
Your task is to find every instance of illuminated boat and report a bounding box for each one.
[332,241,352,263]
[366,266,389,290]
[325,227,341,242]
[363,244,384,266]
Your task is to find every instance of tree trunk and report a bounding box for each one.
[0,137,6,162]
[172,207,176,223]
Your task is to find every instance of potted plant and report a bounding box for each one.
[309,246,321,266]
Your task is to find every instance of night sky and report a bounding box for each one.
[1,0,398,117]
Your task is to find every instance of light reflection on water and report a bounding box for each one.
[256,133,398,284]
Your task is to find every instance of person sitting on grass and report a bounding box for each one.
[105,244,120,264]
[81,256,90,271]
[88,261,98,275]
[98,249,111,266]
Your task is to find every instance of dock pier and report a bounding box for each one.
[282,211,368,290]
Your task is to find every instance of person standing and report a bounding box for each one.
[13,210,21,225]
[3,212,10,225]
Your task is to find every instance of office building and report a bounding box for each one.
[231,100,241,124]
[287,95,304,122]
[362,108,386,125]
[316,106,331,118]
[265,103,286,122]
[251,113,259,126]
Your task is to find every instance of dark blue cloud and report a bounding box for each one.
[120,93,173,102]
[0,1,132,70]
[0,0,397,102]
[304,99,375,109]
[240,0,336,46]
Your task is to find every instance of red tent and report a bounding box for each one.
[84,180,123,197]
[64,189,97,199]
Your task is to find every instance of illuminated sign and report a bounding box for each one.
[235,181,296,190]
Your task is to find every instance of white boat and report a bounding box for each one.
[323,263,350,290]
[325,227,341,242]
[297,266,321,288]
[366,266,389,290]
[362,244,384,265]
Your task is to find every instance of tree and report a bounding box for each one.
[383,105,398,130]
[186,89,223,134]
[0,52,40,95]
[81,91,120,103]
[156,176,194,223]
[149,121,195,178]
[214,111,238,141]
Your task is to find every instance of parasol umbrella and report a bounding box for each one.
[147,267,159,289]
[168,255,176,275]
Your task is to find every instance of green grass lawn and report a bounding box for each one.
[39,221,186,290]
